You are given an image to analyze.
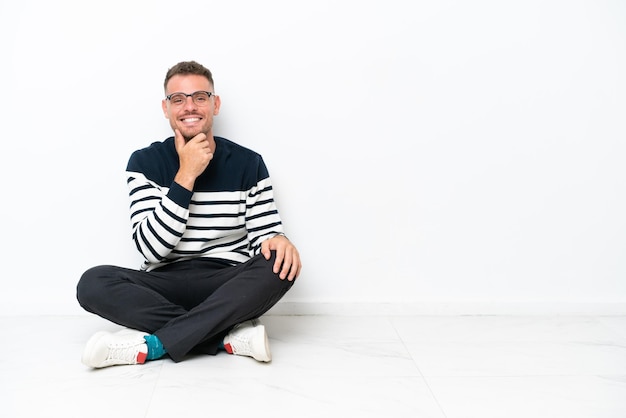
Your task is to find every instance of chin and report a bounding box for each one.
[180,129,199,141]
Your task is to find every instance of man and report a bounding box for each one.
[76,61,301,368]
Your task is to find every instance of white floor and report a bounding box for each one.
[1,314,625,418]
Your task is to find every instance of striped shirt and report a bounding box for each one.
[126,136,284,271]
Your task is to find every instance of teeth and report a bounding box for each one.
[183,118,200,122]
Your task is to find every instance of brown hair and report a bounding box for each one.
[163,61,214,91]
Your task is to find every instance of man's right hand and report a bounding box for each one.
[173,129,214,191]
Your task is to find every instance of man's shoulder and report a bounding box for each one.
[215,136,261,159]
[207,136,269,186]
[127,137,176,173]
[132,137,175,156]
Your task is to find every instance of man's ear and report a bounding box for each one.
[213,95,221,115]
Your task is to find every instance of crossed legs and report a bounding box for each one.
[76,252,294,363]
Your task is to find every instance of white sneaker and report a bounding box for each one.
[82,329,149,368]
[223,319,271,362]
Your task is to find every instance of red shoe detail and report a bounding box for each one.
[224,342,233,354]
[137,351,147,364]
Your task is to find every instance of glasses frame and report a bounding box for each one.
[165,90,215,106]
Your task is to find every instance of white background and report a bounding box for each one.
[0,0,624,315]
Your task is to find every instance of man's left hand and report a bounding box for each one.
[261,235,302,281]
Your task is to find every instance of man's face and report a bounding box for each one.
[162,74,221,141]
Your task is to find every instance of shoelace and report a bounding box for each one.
[230,332,253,356]
[106,344,141,364]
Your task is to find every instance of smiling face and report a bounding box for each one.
[162,74,221,141]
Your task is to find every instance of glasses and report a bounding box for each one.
[166,91,215,106]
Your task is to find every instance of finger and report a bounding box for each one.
[279,251,293,280]
[273,248,285,276]
[288,254,301,281]
[191,132,207,144]
[174,129,185,152]
[261,241,271,260]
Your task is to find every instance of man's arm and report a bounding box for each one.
[127,171,192,264]
[243,157,301,281]
[127,129,215,264]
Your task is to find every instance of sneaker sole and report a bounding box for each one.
[256,325,272,362]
